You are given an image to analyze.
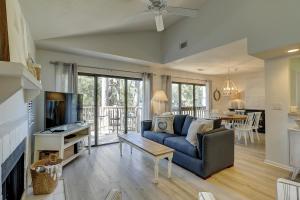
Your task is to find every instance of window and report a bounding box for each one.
[171,83,207,118]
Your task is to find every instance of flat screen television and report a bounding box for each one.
[45,91,83,129]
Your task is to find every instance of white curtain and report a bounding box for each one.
[161,75,172,112]
[55,62,78,93]
[142,73,153,120]
[206,80,212,116]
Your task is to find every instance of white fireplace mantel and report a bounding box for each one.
[0,61,42,104]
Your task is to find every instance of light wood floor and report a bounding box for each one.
[63,134,290,200]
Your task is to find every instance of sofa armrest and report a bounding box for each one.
[141,120,152,136]
[201,129,234,178]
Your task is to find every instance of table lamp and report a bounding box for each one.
[152,90,168,115]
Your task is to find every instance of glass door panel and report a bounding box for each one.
[78,75,96,145]
[97,77,125,145]
[195,85,207,118]
[127,79,143,133]
[181,84,194,116]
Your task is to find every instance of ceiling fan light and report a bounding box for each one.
[155,14,164,32]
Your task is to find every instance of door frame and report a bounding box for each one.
[78,72,142,146]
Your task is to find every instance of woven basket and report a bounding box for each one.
[30,156,62,195]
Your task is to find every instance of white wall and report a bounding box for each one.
[230,71,266,109]
[36,49,151,91]
[0,0,36,197]
[264,56,295,169]
[36,49,226,94]
[162,0,300,63]
[37,31,162,63]
[2,0,35,133]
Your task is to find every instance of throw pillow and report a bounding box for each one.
[161,112,173,116]
[153,115,174,134]
[151,113,173,130]
[196,119,214,133]
[186,119,214,146]
[181,115,195,136]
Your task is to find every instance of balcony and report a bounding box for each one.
[82,106,142,144]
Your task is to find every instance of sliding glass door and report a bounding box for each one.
[97,77,126,145]
[171,82,207,118]
[181,84,194,116]
[78,75,96,145]
[78,74,143,145]
[127,79,143,133]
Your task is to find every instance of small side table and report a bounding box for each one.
[288,128,300,180]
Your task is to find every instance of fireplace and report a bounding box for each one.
[1,139,26,200]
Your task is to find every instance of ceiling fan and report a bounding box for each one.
[141,0,200,32]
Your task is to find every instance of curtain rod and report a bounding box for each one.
[78,64,146,75]
[49,60,153,75]
[49,61,207,81]
[171,75,208,82]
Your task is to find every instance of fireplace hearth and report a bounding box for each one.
[1,139,26,200]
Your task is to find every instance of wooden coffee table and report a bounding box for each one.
[118,133,174,184]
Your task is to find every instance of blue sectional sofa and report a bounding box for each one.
[141,115,234,179]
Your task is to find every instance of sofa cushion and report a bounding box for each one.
[173,115,187,135]
[181,115,195,136]
[141,120,152,136]
[143,131,175,144]
[164,136,198,158]
[212,118,222,129]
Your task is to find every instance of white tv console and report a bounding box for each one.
[34,123,91,166]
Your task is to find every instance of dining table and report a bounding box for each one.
[220,115,247,122]
[220,114,247,129]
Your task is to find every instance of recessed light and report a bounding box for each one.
[288,49,300,53]
[197,68,204,72]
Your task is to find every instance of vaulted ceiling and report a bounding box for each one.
[19,0,206,40]
[19,0,300,75]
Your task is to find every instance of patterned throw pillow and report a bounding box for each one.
[152,115,174,134]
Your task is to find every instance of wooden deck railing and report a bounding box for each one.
[82,106,207,135]
[82,106,142,134]
[172,106,208,118]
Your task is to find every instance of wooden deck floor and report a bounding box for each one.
[63,134,290,200]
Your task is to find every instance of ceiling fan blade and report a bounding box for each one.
[166,7,199,17]
[155,14,164,32]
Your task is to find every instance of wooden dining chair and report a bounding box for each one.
[232,110,246,128]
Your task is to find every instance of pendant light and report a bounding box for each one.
[222,68,238,96]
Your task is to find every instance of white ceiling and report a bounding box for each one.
[19,0,206,40]
[167,39,264,75]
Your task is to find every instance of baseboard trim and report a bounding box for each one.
[264,159,293,172]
